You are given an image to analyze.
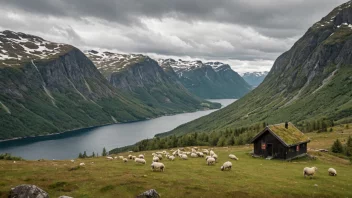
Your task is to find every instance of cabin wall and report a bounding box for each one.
[285,143,307,159]
[253,131,286,159]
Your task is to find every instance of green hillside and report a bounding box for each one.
[163,1,352,137]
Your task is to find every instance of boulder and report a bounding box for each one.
[9,184,49,198]
[136,189,160,198]
[58,196,73,198]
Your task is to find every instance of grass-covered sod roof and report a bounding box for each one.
[268,123,310,146]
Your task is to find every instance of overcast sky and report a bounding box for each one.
[0,0,347,73]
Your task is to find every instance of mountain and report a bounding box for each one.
[160,1,352,137]
[85,50,219,113]
[0,30,164,140]
[242,71,269,87]
[158,59,251,99]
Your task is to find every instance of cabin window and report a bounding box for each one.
[261,143,266,150]
[296,145,299,152]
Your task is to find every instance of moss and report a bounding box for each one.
[268,123,310,145]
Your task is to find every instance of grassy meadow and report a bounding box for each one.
[0,125,351,198]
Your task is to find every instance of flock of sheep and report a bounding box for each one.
[78,147,338,178]
[107,147,238,172]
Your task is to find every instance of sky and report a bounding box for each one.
[0,0,347,74]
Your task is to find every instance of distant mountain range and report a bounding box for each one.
[158,59,251,99]
[242,71,269,87]
[161,1,352,137]
[85,50,219,114]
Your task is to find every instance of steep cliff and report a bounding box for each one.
[0,31,159,139]
[162,1,352,136]
[158,59,251,99]
[85,50,219,114]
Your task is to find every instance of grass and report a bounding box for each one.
[0,126,352,198]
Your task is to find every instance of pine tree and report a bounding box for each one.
[78,152,83,158]
[331,139,344,153]
[92,152,95,157]
[346,136,352,156]
[102,147,107,156]
[83,151,87,158]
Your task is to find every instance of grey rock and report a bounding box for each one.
[9,184,49,198]
[136,189,160,198]
[58,196,73,198]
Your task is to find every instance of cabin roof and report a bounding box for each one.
[251,122,310,147]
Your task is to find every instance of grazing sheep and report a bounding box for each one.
[180,154,188,160]
[328,168,337,176]
[172,150,178,156]
[303,167,318,178]
[157,154,163,160]
[229,154,239,160]
[212,154,218,161]
[139,154,145,159]
[70,160,75,163]
[132,156,136,160]
[221,161,232,171]
[196,152,204,157]
[119,156,124,160]
[210,150,215,156]
[193,147,198,150]
[151,162,165,172]
[106,156,113,160]
[79,163,85,166]
[123,158,128,162]
[128,155,132,159]
[205,156,212,161]
[153,156,160,162]
[191,153,198,158]
[135,158,146,164]
[207,157,216,165]
[191,148,196,153]
[202,149,209,155]
[185,152,191,155]
[179,148,185,151]
[114,156,118,159]
[168,156,175,161]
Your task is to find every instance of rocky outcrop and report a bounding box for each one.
[159,59,251,99]
[86,51,220,114]
[137,189,160,198]
[9,184,49,198]
[165,1,352,135]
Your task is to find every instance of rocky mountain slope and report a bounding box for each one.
[85,50,219,114]
[162,1,352,136]
[242,71,269,87]
[0,30,163,140]
[158,59,251,99]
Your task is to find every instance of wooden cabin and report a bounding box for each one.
[251,122,310,160]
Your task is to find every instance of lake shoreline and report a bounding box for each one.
[0,107,220,143]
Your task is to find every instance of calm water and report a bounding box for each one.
[0,99,235,160]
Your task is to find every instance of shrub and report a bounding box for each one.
[0,153,23,161]
[331,139,344,153]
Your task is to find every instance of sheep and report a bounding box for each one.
[205,156,212,161]
[139,154,145,159]
[180,154,188,160]
[151,162,165,172]
[328,168,337,176]
[172,150,178,156]
[79,163,85,166]
[210,150,215,156]
[70,160,75,163]
[193,147,198,150]
[168,156,175,161]
[191,148,196,153]
[106,156,113,160]
[118,156,124,160]
[128,155,132,159]
[157,154,163,160]
[207,157,216,165]
[153,156,160,162]
[114,156,118,159]
[221,161,232,171]
[191,153,198,158]
[123,158,128,163]
[229,154,239,160]
[185,152,191,155]
[196,152,204,157]
[303,167,318,178]
[202,149,209,155]
[132,156,137,160]
[135,158,146,164]
[212,154,218,161]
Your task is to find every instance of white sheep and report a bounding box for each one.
[180,154,188,160]
[139,154,144,159]
[151,162,165,172]
[191,148,196,153]
[70,160,75,163]
[135,158,146,164]
[153,156,160,162]
[132,156,136,160]
[212,154,218,161]
[128,155,132,159]
[303,167,318,178]
[114,156,118,159]
[168,156,175,161]
[221,161,232,171]
[202,149,209,155]
[196,152,204,157]
[123,158,128,162]
[106,156,113,160]
[157,154,163,160]
[328,168,337,176]
[207,157,216,165]
[118,156,124,160]
[185,152,191,155]
[210,150,215,156]
[229,154,239,160]
[79,163,85,166]
[191,153,198,158]
[205,156,212,161]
